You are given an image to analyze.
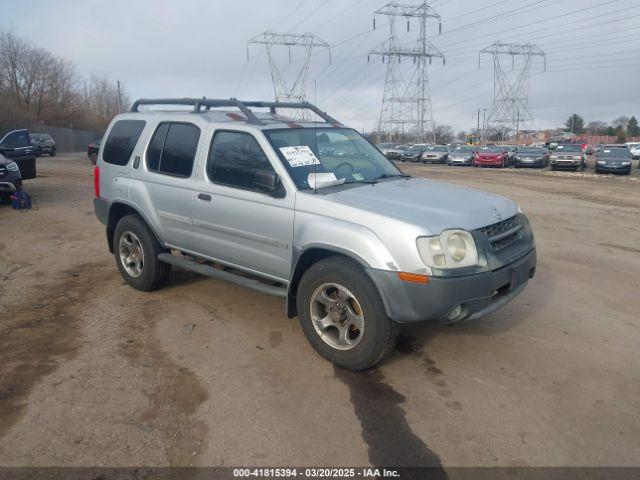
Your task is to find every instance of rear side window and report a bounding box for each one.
[146,122,200,178]
[103,120,146,166]
[207,131,274,190]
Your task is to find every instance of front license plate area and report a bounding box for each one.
[510,262,529,290]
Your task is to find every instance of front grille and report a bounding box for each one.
[479,216,523,251]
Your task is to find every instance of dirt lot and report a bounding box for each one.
[0,153,639,469]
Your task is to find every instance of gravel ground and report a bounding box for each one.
[0,153,638,469]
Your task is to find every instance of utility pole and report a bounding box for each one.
[479,41,546,142]
[116,80,122,114]
[369,1,444,144]
[248,31,330,120]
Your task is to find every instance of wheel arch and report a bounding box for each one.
[286,246,372,319]
[106,202,163,254]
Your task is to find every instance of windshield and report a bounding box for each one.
[600,148,629,158]
[518,148,545,155]
[428,146,448,153]
[556,144,582,153]
[264,128,403,190]
[453,147,475,155]
[480,146,503,154]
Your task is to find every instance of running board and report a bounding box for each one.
[157,253,287,298]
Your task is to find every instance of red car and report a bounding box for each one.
[474,146,509,168]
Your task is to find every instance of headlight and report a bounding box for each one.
[6,161,19,172]
[597,160,606,165]
[417,230,478,269]
[622,161,631,166]
[573,156,582,160]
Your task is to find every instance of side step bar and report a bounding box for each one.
[158,253,287,298]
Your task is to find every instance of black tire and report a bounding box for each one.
[36,147,42,157]
[113,214,170,291]
[89,152,97,165]
[0,192,11,204]
[50,147,56,157]
[296,256,399,370]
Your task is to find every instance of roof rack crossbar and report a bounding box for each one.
[130,98,342,126]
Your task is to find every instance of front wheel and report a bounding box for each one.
[113,215,171,291]
[297,257,399,370]
[50,147,56,157]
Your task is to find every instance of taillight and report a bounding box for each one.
[94,165,100,198]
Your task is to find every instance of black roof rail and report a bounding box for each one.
[129,98,342,126]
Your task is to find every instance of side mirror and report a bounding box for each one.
[254,169,284,197]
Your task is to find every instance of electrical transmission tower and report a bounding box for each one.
[479,41,546,142]
[370,1,444,144]
[248,31,330,120]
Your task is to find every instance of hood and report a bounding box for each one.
[307,177,518,234]
[0,153,12,167]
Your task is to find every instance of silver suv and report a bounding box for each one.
[94,98,537,370]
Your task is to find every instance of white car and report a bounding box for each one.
[626,142,640,160]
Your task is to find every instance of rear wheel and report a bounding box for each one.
[113,215,170,291]
[297,257,399,370]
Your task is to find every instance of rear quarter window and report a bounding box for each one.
[103,120,146,166]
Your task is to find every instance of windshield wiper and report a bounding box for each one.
[375,174,411,181]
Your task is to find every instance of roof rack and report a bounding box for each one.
[129,98,342,126]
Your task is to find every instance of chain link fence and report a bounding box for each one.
[0,121,101,152]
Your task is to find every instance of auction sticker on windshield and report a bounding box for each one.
[280,146,321,167]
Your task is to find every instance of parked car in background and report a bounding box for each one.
[448,145,476,166]
[550,143,586,171]
[513,146,550,168]
[595,145,633,175]
[499,145,517,166]
[0,152,23,203]
[375,143,398,156]
[88,139,102,165]
[29,133,56,157]
[0,129,37,179]
[421,145,449,164]
[402,144,430,162]
[626,142,640,160]
[474,146,509,168]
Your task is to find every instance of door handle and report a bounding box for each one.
[198,193,212,202]
[133,156,140,169]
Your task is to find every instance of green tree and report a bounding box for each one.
[565,114,585,134]
[605,126,616,136]
[627,116,640,137]
[615,126,626,143]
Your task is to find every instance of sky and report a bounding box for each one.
[2,0,639,133]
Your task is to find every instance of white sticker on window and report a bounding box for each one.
[280,146,321,167]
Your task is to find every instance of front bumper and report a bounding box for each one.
[551,159,581,168]
[595,164,631,173]
[367,248,537,324]
[0,170,22,193]
[515,159,545,168]
[449,157,473,166]
[423,156,447,163]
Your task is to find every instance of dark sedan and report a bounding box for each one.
[0,129,37,179]
[0,152,23,203]
[595,145,633,175]
[30,133,57,157]
[401,144,430,162]
[514,147,550,168]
